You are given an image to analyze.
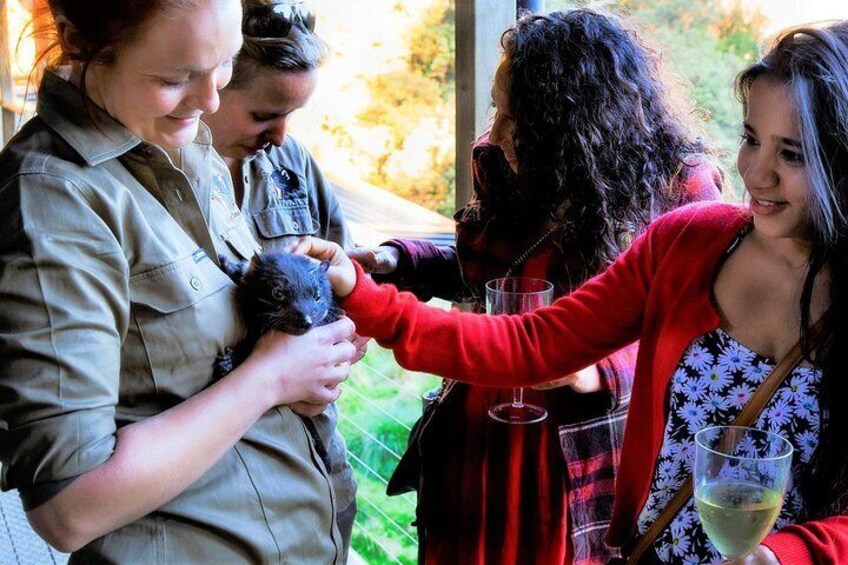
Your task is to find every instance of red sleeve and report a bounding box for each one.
[678,156,724,205]
[340,211,675,387]
[762,516,848,564]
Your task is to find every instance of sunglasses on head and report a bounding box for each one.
[243,2,316,38]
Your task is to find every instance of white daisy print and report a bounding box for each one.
[703,392,730,413]
[703,365,732,391]
[728,383,753,409]
[742,362,768,383]
[796,430,818,463]
[637,329,822,564]
[683,343,713,372]
[716,340,752,371]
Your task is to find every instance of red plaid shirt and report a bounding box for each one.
[377,135,722,564]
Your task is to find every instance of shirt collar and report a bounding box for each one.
[37,70,142,166]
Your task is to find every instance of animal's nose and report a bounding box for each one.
[302,314,313,327]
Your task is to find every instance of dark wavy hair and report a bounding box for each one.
[737,21,848,518]
[491,9,707,279]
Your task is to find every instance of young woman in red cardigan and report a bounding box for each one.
[299,20,848,564]
[348,10,720,565]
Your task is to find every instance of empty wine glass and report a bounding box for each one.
[694,425,794,561]
[485,277,554,425]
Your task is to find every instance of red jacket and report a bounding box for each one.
[341,201,848,563]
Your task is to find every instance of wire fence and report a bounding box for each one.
[337,344,440,565]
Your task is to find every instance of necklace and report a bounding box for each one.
[505,224,564,277]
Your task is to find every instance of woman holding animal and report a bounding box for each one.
[300,19,848,564]
[349,8,721,564]
[0,0,356,562]
[202,1,361,555]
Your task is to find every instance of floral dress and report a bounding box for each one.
[636,328,822,563]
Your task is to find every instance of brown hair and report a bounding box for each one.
[229,0,326,89]
[41,0,198,68]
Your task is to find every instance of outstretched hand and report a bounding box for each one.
[532,365,602,394]
[291,236,358,297]
[348,246,400,274]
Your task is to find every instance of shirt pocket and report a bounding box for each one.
[252,200,316,239]
[129,254,242,399]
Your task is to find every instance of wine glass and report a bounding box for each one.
[694,425,794,561]
[485,276,554,425]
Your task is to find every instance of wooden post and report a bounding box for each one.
[0,0,16,144]
[454,0,515,209]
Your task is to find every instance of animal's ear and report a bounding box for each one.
[219,255,249,283]
[319,260,330,273]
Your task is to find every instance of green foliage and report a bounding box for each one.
[356,0,457,216]
[552,0,766,199]
[409,0,456,97]
[338,343,440,563]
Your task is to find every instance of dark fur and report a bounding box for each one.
[214,252,343,379]
[214,251,343,471]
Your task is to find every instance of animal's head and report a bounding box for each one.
[238,252,333,335]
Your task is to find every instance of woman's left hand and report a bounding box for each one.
[532,364,602,393]
[713,545,780,565]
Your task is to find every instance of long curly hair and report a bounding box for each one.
[737,21,848,518]
[492,9,707,278]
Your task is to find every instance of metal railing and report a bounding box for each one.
[338,342,441,565]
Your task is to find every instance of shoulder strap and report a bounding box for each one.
[627,323,822,563]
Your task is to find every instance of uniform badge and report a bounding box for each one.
[211,173,242,226]
[269,166,302,201]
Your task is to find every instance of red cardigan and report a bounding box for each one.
[341,201,848,563]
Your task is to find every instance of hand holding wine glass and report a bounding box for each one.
[694,426,793,562]
[711,545,780,565]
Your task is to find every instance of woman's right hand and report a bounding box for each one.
[292,237,358,297]
[243,317,357,409]
[347,246,400,274]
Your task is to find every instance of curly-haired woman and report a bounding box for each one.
[349,9,722,565]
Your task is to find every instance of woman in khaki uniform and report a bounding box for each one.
[0,1,357,563]
[203,2,358,556]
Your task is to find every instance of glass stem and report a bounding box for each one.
[512,387,525,407]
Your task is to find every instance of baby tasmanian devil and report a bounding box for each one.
[214,251,343,379]
[215,251,344,471]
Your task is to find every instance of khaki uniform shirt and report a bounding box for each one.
[0,72,344,564]
[235,141,356,518]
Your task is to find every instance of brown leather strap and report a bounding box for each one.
[627,326,821,563]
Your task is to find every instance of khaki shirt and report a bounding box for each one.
[235,141,356,515]
[237,139,353,251]
[0,72,343,564]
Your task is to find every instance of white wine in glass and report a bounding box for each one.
[485,276,554,425]
[694,425,793,560]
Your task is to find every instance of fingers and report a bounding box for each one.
[289,401,329,417]
[531,374,578,390]
[319,317,357,345]
[347,248,375,271]
[292,236,346,265]
[351,334,369,364]
[309,384,343,405]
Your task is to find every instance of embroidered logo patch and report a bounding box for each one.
[211,173,241,226]
[269,166,301,201]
